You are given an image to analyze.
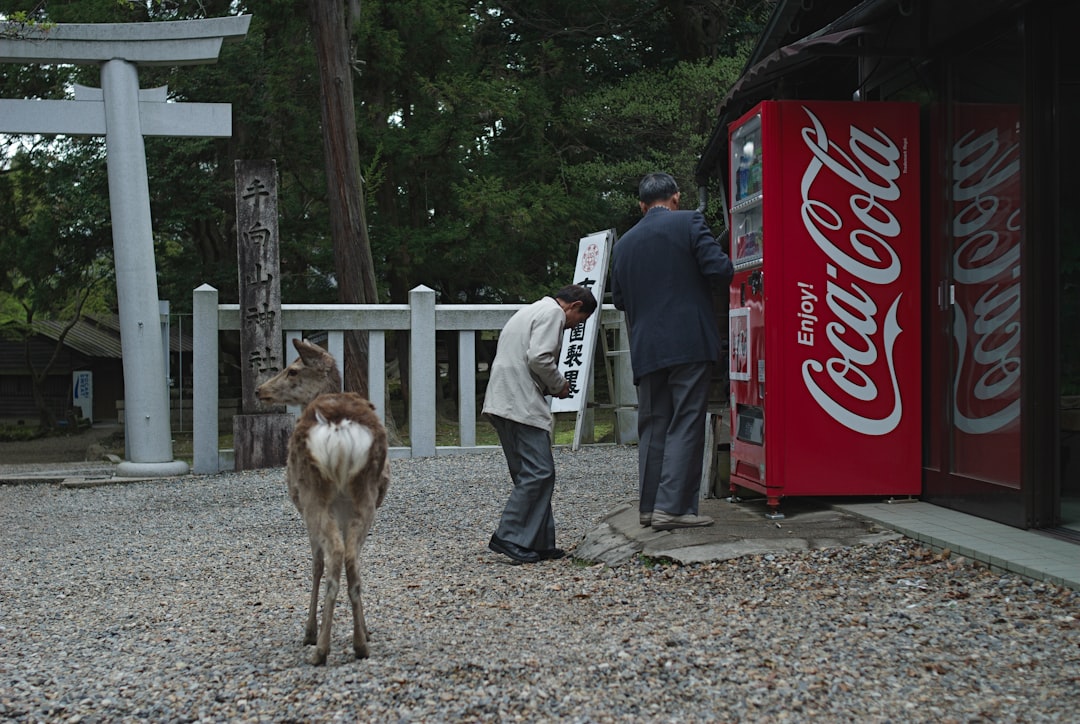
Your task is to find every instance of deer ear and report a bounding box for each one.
[296,338,331,367]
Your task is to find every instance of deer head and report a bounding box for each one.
[256,338,342,407]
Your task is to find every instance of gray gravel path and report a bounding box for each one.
[1,445,1078,722]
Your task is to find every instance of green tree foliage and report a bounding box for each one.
[0,141,114,426]
[146,1,337,306]
[353,0,766,303]
[0,141,114,326]
[1,0,770,314]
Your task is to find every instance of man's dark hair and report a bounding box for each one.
[638,172,679,205]
[554,284,598,315]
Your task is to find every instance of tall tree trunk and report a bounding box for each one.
[29,368,58,430]
[308,0,379,398]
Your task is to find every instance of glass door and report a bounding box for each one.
[1056,4,1080,534]
[923,21,1027,526]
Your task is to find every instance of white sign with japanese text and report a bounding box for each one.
[551,229,614,414]
[72,370,93,423]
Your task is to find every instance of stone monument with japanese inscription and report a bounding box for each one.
[232,160,293,470]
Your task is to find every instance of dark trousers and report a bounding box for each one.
[490,415,557,551]
[636,362,711,517]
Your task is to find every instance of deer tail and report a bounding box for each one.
[307,410,375,490]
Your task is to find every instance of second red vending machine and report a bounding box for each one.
[727,100,921,516]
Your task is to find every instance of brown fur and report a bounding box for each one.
[256,338,389,664]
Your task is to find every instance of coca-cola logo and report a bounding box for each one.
[951,122,1021,434]
[797,107,907,436]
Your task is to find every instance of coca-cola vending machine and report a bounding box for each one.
[726,100,921,517]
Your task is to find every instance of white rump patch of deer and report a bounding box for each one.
[256,338,389,665]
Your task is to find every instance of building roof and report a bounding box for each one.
[31,314,192,358]
[695,0,893,185]
[32,316,122,358]
[694,0,1029,186]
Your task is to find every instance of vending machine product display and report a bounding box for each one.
[726,100,922,516]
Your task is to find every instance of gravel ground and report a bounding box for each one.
[1,445,1078,723]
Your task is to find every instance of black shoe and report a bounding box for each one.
[489,534,540,563]
[536,547,566,560]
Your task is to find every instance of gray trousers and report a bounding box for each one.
[636,362,711,517]
[490,415,557,551]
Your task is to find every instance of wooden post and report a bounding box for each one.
[233,160,293,470]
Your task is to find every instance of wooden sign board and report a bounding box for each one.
[551,229,615,448]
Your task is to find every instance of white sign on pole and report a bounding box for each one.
[72,370,93,423]
[551,229,614,425]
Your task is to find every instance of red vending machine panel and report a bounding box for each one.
[727,100,921,514]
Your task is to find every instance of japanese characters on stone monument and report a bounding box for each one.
[236,161,285,412]
[0,16,251,477]
[232,160,293,470]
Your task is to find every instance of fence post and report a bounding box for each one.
[612,315,639,444]
[326,330,344,391]
[284,330,302,418]
[409,285,437,457]
[192,284,220,473]
[458,330,477,447]
[369,330,386,425]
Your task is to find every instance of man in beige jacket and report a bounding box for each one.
[483,285,597,563]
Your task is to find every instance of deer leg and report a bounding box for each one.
[311,545,342,666]
[344,555,368,659]
[304,543,324,646]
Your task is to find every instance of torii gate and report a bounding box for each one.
[0,16,251,477]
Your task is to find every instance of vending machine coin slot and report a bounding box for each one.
[749,270,763,295]
[735,404,765,445]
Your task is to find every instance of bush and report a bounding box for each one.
[0,424,47,443]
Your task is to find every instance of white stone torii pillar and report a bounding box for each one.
[0,16,251,477]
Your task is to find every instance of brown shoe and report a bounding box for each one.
[651,511,715,531]
[639,512,652,527]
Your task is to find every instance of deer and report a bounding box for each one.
[256,337,389,665]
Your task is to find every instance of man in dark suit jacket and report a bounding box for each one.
[611,172,734,530]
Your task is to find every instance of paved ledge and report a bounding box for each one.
[836,500,1080,590]
[0,462,183,488]
[576,496,1080,591]
[574,497,904,567]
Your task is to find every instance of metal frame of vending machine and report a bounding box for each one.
[726,100,922,518]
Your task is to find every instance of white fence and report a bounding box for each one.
[192,283,636,474]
